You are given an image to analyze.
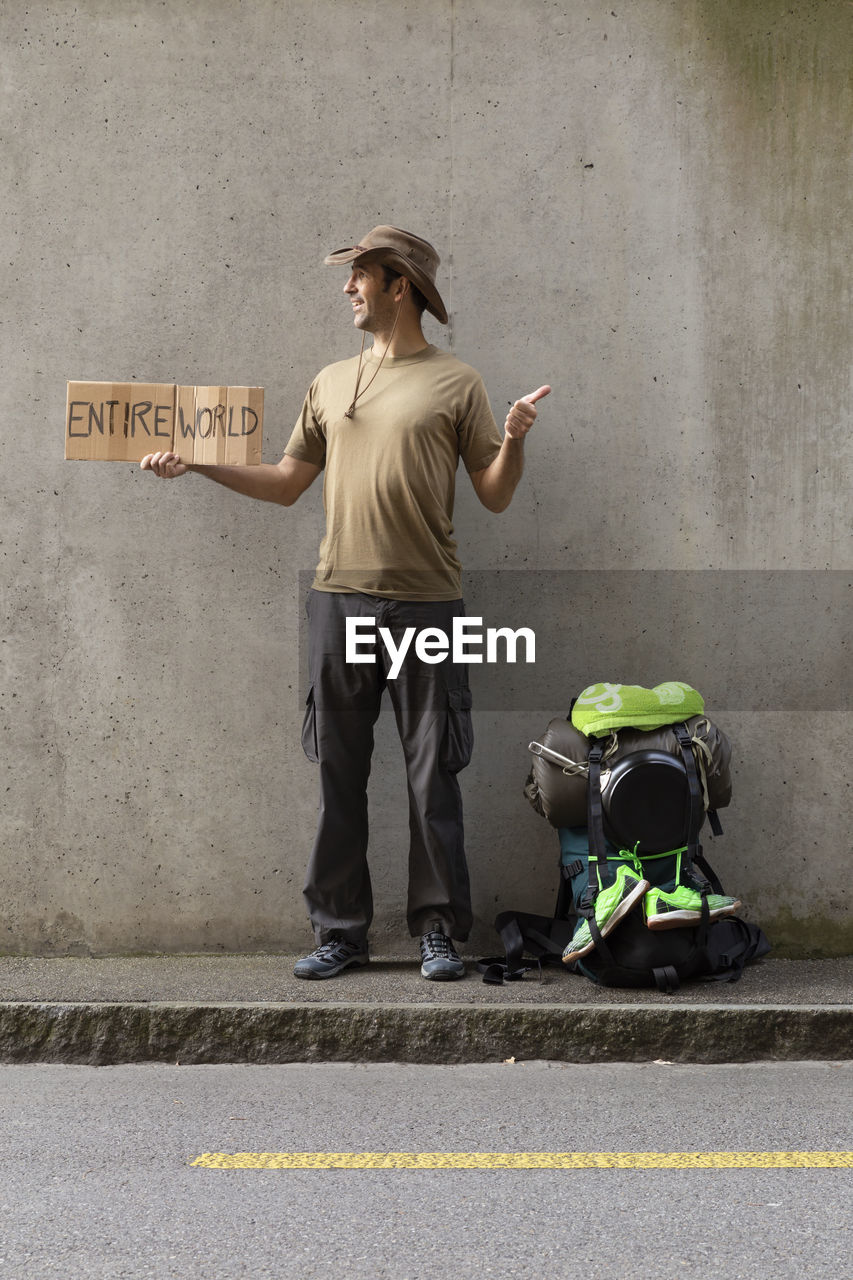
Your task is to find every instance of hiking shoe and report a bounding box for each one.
[293,937,369,979]
[562,865,650,964]
[644,885,741,930]
[420,925,465,981]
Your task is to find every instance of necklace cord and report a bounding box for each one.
[344,297,403,419]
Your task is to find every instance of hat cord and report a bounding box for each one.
[344,297,403,419]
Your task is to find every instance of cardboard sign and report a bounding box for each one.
[65,382,263,464]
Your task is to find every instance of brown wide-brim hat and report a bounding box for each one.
[324,224,449,325]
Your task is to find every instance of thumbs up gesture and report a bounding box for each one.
[504,385,551,439]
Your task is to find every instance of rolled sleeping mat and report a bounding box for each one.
[611,716,732,812]
[524,717,592,828]
[525,714,732,830]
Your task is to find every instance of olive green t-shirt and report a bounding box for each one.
[284,344,502,600]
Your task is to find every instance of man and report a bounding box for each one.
[142,224,549,981]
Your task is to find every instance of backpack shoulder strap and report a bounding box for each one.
[583,739,608,912]
[673,721,704,873]
[478,911,575,985]
[693,846,725,895]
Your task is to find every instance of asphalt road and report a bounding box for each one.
[0,1061,850,1278]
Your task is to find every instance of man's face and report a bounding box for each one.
[343,261,399,333]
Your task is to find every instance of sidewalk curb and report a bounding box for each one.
[1,1001,850,1065]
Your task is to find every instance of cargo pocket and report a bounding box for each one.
[443,686,474,773]
[301,685,320,763]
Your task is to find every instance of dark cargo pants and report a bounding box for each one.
[301,589,474,945]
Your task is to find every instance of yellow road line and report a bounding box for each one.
[191,1151,853,1170]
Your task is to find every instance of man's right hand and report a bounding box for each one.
[140,451,189,478]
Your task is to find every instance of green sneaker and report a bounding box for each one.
[644,885,741,930]
[562,865,650,964]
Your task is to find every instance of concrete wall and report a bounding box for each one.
[2,0,850,959]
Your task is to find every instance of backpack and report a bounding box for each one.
[570,894,771,992]
[482,685,770,991]
[479,902,770,993]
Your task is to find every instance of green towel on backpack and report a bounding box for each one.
[571,682,704,737]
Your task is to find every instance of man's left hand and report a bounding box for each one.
[504,385,551,439]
